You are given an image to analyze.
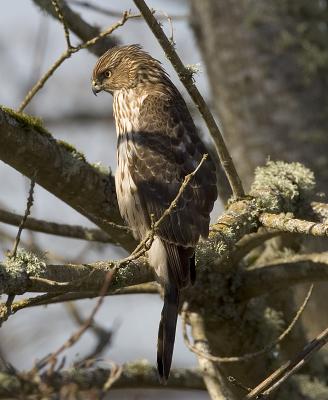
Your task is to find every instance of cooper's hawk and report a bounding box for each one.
[92,45,217,382]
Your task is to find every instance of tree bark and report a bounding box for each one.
[190,1,328,396]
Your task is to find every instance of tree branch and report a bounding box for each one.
[0,361,204,398]
[0,209,113,243]
[239,253,328,301]
[0,252,153,296]
[260,212,328,237]
[32,0,118,56]
[188,312,234,400]
[0,106,136,251]
[133,0,244,199]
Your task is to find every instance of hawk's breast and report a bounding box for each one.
[113,89,149,240]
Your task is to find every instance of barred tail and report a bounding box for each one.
[157,283,179,383]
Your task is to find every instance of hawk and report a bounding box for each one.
[92,45,217,381]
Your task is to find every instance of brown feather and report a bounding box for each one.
[92,45,217,382]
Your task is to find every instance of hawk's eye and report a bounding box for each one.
[105,70,112,78]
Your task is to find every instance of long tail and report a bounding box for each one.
[157,282,179,383]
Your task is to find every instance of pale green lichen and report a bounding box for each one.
[251,160,315,212]
[5,249,46,277]
[185,63,202,75]
[57,139,86,162]
[91,161,111,175]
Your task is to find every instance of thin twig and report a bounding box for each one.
[66,302,113,360]
[51,0,71,48]
[113,154,208,269]
[182,285,313,363]
[2,283,159,320]
[70,0,188,20]
[35,267,116,372]
[11,175,36,258]
[0,209,112,243]
[18,11,136,112]
[133,0,244,199]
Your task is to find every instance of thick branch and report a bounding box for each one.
[0,107,135,251]
[240,253,328,301]
[0,255,153,295]
[32,0,117,56]
[0,362,204,398]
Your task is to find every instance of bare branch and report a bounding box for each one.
[66,302,113,359]
[0,209,113,243]
[32,0,117,56]
[10,174,36,258]
[18,11,135,112]
[1,283,159,324]
[133,0,244,199]
[239,253,328,301]
[70,0,188,20]
[51,0,71,48]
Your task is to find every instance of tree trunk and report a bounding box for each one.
[190,1,328,397]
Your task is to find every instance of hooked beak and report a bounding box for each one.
[92,80,102,96]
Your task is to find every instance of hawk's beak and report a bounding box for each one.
[92,80,102,96]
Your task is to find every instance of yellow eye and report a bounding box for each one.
[105,70,112,78]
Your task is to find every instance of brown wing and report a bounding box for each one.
[129,93,217,247]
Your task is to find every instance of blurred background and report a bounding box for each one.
[0,1,215,399]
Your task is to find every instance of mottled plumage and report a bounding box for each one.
[92,45,217,381]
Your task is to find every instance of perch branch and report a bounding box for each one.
[0,256,153,296]
[0,106,136,251]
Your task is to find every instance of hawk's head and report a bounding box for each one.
[92,44,166,95]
